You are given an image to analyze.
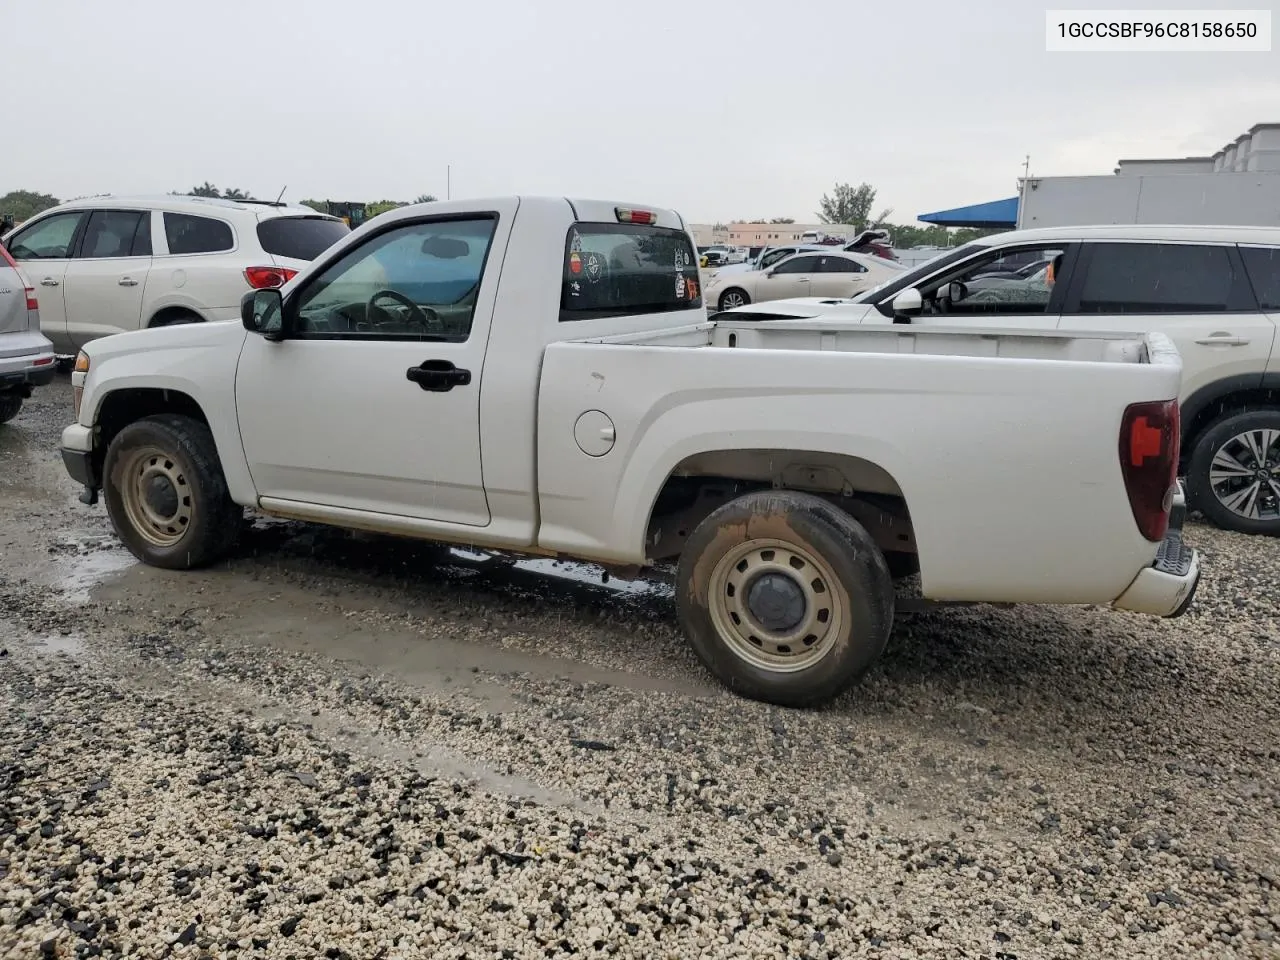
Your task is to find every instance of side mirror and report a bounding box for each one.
[944,280,968,302]
[890,287,923,316]
[241,289,285,340]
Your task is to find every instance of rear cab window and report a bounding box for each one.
[560,223,702,321]
[257,216,350,261]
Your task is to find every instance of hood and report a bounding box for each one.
[82,316,247,361]
[717,297,879,322]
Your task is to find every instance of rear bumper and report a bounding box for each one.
[1111,482,1200,618]
[0,343,57,390]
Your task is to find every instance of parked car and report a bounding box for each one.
[721,225,1280,536]
[705,249,900,310]
[708,243,828,279]
[61,196,1197,707]
[0,244,55,424]
[1,195,350,355]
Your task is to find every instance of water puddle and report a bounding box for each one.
[32,633,88,658]
[53,542,136,603]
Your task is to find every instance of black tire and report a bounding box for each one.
[0,395,22,425]
[718,288,750,311]
[102,414,242,569]
[1186,408,1280,536]
[676,490,894,707]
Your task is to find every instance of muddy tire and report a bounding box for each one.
[0,395,22,425]
[676,490,894,707]
[102,414,242,569]
[1186,408,1280,536]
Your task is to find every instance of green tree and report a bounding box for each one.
[0,189,61,221]
[414,194,438,204]
[298,199,327,213]
[817,182,877,227]
[221,187,253,200]
[187,182,221,198]
[367,199,408,217]
[769,217,796,223]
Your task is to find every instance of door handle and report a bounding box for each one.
[406,359,471,392]
[1194,335,1249,346]
[118,277,138,287]
[39,278,59,287]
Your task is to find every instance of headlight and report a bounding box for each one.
[72,351,89,419]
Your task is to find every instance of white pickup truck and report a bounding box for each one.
[60,196,1199,707]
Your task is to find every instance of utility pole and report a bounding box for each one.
[1022,154,1031,180]
[447,165,451,200]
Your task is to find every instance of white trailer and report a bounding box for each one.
[1017,173,1280,229]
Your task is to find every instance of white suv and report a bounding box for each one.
[0,195,349,355]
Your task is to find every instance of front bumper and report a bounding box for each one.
[1111,482,1200,618]
[60,423,99,500]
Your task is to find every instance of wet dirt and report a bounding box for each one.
[3,376,1280,959]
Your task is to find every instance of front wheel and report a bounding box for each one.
[676,491,894,707]
[1186,408,1280,536]
[103,414,243,568]
[0,395,22,425]
[718,288,750,311]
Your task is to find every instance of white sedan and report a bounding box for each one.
[705,249,900,311]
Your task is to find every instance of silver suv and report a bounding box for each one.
[0,244,55,425]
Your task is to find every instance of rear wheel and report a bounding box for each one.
[718,288,750,311]
[0,395,22,425]
[676,491,894,707]
[103,414,242,568]
[1186,409,1280,536]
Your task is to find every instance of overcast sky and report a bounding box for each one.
[7,0,1278,224]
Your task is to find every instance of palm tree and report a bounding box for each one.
[414,194,438,204]
[189,182,220,198]
[222,187,253,200]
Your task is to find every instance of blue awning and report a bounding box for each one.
[917,197,1018,228]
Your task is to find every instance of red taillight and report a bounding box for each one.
[615,207,656,225]
[0,244,37,309]
[32,356,53,366]
[243,266,297,289]
[1119,399,1180,542]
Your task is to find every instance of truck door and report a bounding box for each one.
[234,203,516,526]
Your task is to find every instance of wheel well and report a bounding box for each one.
[643,448,916,566]
[1182,388,1280,467]
[93,388,209,480]
[148,306,205,328]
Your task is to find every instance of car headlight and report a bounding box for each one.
[72,351,89,419]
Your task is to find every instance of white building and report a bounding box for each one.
[1016,122,1280,229]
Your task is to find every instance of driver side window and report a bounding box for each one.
[772,255,820,275]
[294,216,497,341]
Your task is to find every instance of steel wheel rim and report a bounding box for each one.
[707,538,845,673]
[119,445,194,547]
[1209,428,1280,521]
[721,292,746,309]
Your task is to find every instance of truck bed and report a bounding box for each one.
[578,319,1177,367]
[537,322,1181,605]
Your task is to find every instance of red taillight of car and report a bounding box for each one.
[615,207,656,225]
[1119,399,1180,542]
[0,244,38,310]
[243,266,297,289]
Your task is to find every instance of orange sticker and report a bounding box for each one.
[569,252,582,274]
[687,278,698,299]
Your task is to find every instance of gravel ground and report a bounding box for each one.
[2,377,1278,959]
